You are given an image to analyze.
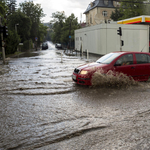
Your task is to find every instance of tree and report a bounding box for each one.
[50,11,66,43]
[7,0,17,14]
[119,0,146,20]
[110,8,123,21]
[1,0,47,54]
[50,12,80,48]
[19,1,45,44]
[61,13,81,47]
[8,10,31,42]
[5,30,20,55]
[110,0,150,21]
[19,1,45,23]
[38,23,48,43]
[0,0,7,16]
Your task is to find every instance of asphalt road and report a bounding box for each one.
[0,42,150,150]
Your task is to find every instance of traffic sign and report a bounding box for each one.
[35,37,38,41]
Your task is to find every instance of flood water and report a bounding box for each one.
[1,42,150,150]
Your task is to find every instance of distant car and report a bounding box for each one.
[55,43,62,49]
[42,42,48,50]
[72,51,150,86]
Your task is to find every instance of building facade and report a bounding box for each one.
[75,24,149,55]
[84,0,120,26]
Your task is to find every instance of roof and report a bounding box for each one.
[84,0,115,14]
[117,15,150,24]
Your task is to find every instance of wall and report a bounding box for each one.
[75,24,149,55]
[86,7,115,26]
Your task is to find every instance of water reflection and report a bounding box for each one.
[13,51,40,58]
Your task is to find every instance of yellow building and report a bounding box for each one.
[84,0,120,26]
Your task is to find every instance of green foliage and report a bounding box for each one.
[19,1,45,23]
[0,0,7,16]
[8,10,31,42]
[38,23,48,43]
[50,11,66,43]
[110,8,123,21]
[61,13,80,45]
[50,12,81,48]
[110,0,150,21]
[5,30,20,55]
[0,0,47,55]
[0,1,19,55]
[22,40,32,51]
[19,1,45,43]
[51,11,66,24]
[119,0,146,20]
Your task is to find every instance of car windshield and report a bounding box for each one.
[96,53,121,64]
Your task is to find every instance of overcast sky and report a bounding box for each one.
[17,0,90,23]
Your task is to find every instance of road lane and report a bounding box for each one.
[0,42,150,149]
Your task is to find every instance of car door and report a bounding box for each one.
[114,54,137,79]
[134,53,150,81]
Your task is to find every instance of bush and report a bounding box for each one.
[5,30,20,55]
[22,40,32,51]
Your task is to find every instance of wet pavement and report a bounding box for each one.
[0,42,150,150]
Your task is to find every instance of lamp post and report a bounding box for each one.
[15,23,19,51]
[15,23,19,33]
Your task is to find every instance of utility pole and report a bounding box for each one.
[69,18,71,50]
[0,16,5,64]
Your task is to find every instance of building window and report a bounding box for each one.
[104,0,108,5]
[102,11,107,17]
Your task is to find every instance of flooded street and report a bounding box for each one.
[1,42,150,150]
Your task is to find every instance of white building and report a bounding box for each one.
[75,23,149,55]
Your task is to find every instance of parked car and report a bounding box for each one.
[55,43,62,49]
[42,42,48,50]
[72,51,150,86]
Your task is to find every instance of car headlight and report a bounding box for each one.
[80,70,88,75]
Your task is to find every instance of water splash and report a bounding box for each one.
[91,70,138,88]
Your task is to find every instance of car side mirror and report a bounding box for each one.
[114,63,121,67]
[114,60,122,66]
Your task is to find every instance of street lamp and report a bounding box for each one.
[15,23,19,33]
[15,23,19,52]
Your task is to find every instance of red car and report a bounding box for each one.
[72,52,150,86]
